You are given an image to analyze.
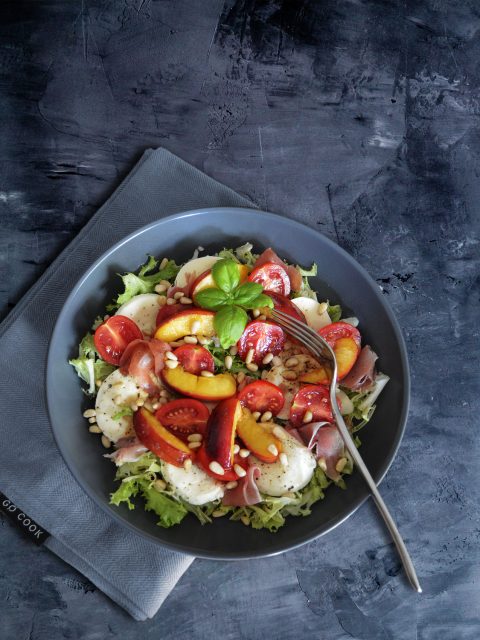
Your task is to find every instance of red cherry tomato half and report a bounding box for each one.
[155,303,191,327]
[237,380,285,416]
[173,344,215,375]
[237,321,285,365]
[318,322,361,348]
[290,385,339,427]
[248,262,291,296]
[196,445,247,481]
[94,315,143,365]
[155,399,210,440]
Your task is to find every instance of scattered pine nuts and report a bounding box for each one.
[160,389,169,398]
[160,257,169,270]
[239,449,250,458]
[335,457,347,473]
[191,320,201,334]
[246,362,259,372]
[252,309,261,318]
[187,433,203,442]
[89,424,101,433]
[267,443,279,456]
[272,356,282,366]
[212,509,226,518]
[317,302,328,314]
[225,481,238,490]
[154,283,167,293]
[241,515,250,526]
[165,360,178,369]
[236,372,245,383]
[284,341,293,350]
[160,280,171,287]
[252,411,261,421]
[303,410,313,424]
[183,458,192,471]
[88,416,97,424]
[233,444,240,454]
[184,335,198,344]
[158,295,167,306]
[174,290,185,300]
[180,296,192,304]
[166,298,176,305]
[169,340,184,347]
[279,452,289,466]
[209,461,224,475]
[152,402,160,410]
[224,355,233,369]
[165,351,178,361]
[197,336,210,345]
[245,348,255,364]
[318,457,327,472]
[285,357,299,368]
[234,464,247,478]
[282,370,298,381]
[272,426,286,440]
[257,314,267,321]
[153,478,166,491]
[260,411,273,422]
[188,441,202,450]
[83,409,96,418]
[200,370,214,377]
[262,352,274,365]
[229,345,238,356]
[101,436,111,448]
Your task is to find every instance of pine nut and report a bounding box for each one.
[183,335,198,344]
[180,296,192,304]
[272,426,286,440]
[224,355,233,369]
[239,449,250,458]
[191,320,201,334]
[236,372,245,383]
[267,444,278,456]
[157,295,167,306]
[200,370,214,377]
[233,444,240,454]
[154,284,167,293]
[257,314,267,321]
[262,352,274,365]
[318,457,327,472]
[153,479,166,491]
[225,481,238,490]
[166,298,176,305]
[209,461,224,475]
[212,509,226,517]
[188,441,202,449]
[335,457,347,473]
[317,302,328,314]
[252,309,261,318]
[165,351,178,361]
[95,380,102,387]
[229,345,238,356]
[137,397,145,407]
[160,257,169,270]
[283,491,296,499]
[303,410,313,424]
[169,340,184,347]
[241,515,250,526]
[160,280,171,287]
[279,452,289,466]
[152,402,160,410]
[158,397,168,405]
[83,409,96,418]
[101,436,111,448]
[165,359,178,369]
[174,291,184,300]
[282,370,297,381]
[284,341,292,350]
[285,357,299,368]
[187,433,202,442]
[272,356,282,366]
[260,411,273,422]
[197,336,210,345]
[88,416,97,424]
[246,363,258,372]
[234,464,246,477]
[252,411,261,420]
[88,424,101,433]
[183,458,192,471]
[245,348,255,364]
[160,389,169,397]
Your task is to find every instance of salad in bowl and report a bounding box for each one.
[70,244,389,532]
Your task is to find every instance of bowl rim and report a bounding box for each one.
[46,207,410,560]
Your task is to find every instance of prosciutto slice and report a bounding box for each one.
[341,345,378,391]
[254,248,303,292]
[292,422,346,481]
[105,436,148,465]
[120,338,169,395]
[222,465,262,506]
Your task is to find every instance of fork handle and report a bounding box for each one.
[332,408,422,593]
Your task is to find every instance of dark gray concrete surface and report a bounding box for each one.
[1,1,479,638]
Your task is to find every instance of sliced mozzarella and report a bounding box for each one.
[95,369,143,442]
[251,429,316,496]
[292,297,331,331]
[175,256,220,289]
[161,461,224,506]
[116,293,162,337]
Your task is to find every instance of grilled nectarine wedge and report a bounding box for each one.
[299,337,359,384]
[162,365,236,401]
[205,398,242,470]
[236,408,282,463]
[133,407,193,467]
[154,309,215,342]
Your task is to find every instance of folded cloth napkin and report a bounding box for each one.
[0,148,253,620]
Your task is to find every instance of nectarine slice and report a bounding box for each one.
[205,398,242,469]
[162,365,237,401]
[236,408,282,463]
[133,407,193,467]
[154,309,215,342]
[299,337,360,384]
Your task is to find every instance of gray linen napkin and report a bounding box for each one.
[0,148,253,620]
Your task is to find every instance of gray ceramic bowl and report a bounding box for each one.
[47,208,409,559]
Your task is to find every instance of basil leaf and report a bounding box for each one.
[195,288,230,311]
[212,259,240,293]
[232,282,262,306]
[246,293,274,310]
[214,305,248,349]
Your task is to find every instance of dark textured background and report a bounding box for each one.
[1,1,479,638]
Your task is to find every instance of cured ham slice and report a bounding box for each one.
[119,338,169,395]
[105,436,148,465]
[341,345,378,391]
[293,422,346,481]
[254,248,303,292]
[222,465,262,506]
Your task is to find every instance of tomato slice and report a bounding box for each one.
[155,303,190,327]
[94,315,143,365]
[237,321,285,365]
[265,291,306,323]
[155,399,209,441]
[196,445,247,481]
[289,385,338,427]
[319,322,361,348]
[248,262,291,296]
[173,344,215,375]
[237,380,285,415]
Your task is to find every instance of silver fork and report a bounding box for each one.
[271,308,422,593]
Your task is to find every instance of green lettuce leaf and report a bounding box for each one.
[141,482,188,527]
[297,262,317,277]
[111,256,180,309]
[110,478,140,510]
[327,304,342,322]
[69,332,114,394]
[112,406,134,421]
